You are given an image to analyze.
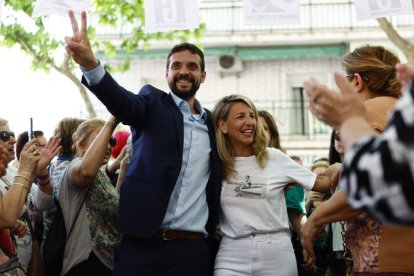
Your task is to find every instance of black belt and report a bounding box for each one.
[153,229,205,241]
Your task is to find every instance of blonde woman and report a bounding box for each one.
[212,94,337,275]
[301,45,414,275]
[53,117,121,275]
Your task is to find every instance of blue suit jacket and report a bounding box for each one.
[82,72,222,241]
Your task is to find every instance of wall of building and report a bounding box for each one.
[91,0,414,167]
[94,49,343,166]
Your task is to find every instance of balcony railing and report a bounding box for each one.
[202,98,331,139]
[84,97,331,140]
[92,0,414,38]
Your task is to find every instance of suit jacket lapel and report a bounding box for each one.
[165,93,184,156]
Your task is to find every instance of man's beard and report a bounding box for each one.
[169,75,200,100]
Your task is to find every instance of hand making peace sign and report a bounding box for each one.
[65,10,99,71]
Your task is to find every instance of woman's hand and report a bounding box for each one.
[108,146,127,174]
[300,218,321,269]
[18,139,40,181]
[37,136,61,176]
[396,63,414,92]
[12,219,27,238]
[303,73,367,130]
[307,191,326,209]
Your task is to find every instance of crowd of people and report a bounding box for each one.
[0,9,413,276]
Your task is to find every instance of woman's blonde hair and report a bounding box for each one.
[342,45,401,98]
[212,94,268,180]
[0,118,8,128]
[72,118,105,157]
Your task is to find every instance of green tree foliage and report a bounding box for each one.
[0,0,205,117]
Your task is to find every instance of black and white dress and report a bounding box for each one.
[340,82,414,225]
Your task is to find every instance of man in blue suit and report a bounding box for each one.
[65,10,222,276]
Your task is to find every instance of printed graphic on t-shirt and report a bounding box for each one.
[224,175,267,199]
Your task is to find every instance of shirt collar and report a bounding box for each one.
[170,92,207,119]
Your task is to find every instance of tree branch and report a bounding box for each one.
[377,18,414,63]
[15,33,60,71]
[15,34,96,118]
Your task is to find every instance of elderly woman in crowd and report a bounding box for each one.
[0,117,60,273]
[301,46,414,275]
[38,117,122,276]
[0,139,38,274]
[0,141,39,227]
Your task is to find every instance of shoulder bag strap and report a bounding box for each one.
[22,212,36,242]
[65,185,91,242]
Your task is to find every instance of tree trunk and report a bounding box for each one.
[15,35,97,118]
[56,54,97,118]
[377,18,414,64]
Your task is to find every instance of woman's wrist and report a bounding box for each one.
[16,169,35,182]
[37,173,51,187]
[13,182,30,192]
[13,173,33,192]
[14,174,34,186]
[105,165,116,176]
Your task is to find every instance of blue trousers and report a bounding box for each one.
[112,236,210,276]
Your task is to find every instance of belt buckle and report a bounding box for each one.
[162,229,171,241]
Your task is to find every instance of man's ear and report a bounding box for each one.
[200,71,206,84]
[218,119,227,134]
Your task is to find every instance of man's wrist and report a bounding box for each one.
[82,61,105,85]
[83,58,100,71]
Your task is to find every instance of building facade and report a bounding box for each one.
[90,0,414,166]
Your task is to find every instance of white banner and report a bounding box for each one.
[244,0,300,26]
[32,0,91,18]
[144,0,199,33]
[355,0,413,21]
[0,0,4,25]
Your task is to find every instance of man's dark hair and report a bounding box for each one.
[166,43,205,72]
[16,130,44,160]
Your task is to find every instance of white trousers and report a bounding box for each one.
[214,232,297,276]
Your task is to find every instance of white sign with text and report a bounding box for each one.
[144,0,199,33]
[244,0,300,26]
[0,0,4,25]
[355,0,413,21]
[32,0,91,18]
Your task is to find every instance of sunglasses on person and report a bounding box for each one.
[0,131,15,142]
[109,137,117,147]
[334,132,341,141]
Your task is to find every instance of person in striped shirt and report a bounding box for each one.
[303,63,414,226]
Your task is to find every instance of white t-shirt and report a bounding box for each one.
[220,148,316,238]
